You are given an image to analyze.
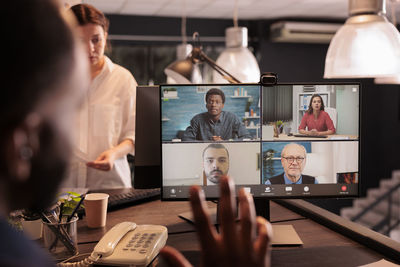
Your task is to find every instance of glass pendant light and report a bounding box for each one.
[213,27,261,83]
[324,0,400,78]
[164,0,203,84]
[375,0,400,84]
[212,0,260,83]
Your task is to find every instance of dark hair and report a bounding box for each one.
[306,94,325,115]
[70,4,109,33]
[206,88,225,103]
[2,0,76,133]
[202,143,229,159]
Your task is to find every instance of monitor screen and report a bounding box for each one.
[160,83,360,199]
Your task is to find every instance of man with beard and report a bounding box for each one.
[0,0,90,266]
[202,144,230,185]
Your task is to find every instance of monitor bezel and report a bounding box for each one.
[159,82,361,201]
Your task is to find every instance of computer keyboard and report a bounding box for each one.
[88,188,161,211]
[107,188,160,210]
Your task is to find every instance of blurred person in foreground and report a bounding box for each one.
[0,0,90,266]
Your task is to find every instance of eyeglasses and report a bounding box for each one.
[282,157,305,164]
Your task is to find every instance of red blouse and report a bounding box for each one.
[298,110,335,133]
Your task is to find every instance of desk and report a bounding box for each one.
[273,134,359,141]
[76,200,398,267]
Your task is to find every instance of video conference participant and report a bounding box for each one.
[298,94,335,136]
[65,4,137,189]
[182,88,250,141]
[203,143,229,185]
[265,143,318,184]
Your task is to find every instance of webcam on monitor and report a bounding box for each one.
[260,72,278,86]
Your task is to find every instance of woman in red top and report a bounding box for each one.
[298,94,335,136]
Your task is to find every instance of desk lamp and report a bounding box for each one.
[164,32,241,84]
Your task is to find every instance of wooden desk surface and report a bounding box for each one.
[76,200,391,267]
[273,133,359,141]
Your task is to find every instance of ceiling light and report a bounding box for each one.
[164,0,202,84]
[324,0,400,78]
[213,1,260,83]
[213,27,261,83]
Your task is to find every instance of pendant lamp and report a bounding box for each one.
[324,0,400,78]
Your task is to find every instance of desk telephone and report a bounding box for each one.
[59,222,168,267]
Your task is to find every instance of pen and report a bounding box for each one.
[40,212,77,254]
[67,194,85,222]
[59,202,64,223]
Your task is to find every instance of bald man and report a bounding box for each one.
[265,143,318,185]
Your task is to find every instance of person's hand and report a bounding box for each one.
[211,136,223,141]
[159,176,273,267]
[86,149,116,171]
[309,129,319,135]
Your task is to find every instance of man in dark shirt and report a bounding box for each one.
[182,88,250,141]
[265,143,318,185]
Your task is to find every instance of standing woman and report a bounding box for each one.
[298,94,335,136]
[65,4,137,189]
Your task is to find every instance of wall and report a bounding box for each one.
[336,85,359,135]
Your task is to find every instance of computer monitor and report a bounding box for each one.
[134,85,161,189]
[160,83,360,203]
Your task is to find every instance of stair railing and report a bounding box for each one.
[351,182,400,235]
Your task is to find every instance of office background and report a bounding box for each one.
[105,14,400,214]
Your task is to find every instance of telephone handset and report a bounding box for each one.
[58,222,168,267]
[90,222,168,266]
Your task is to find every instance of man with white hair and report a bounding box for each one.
[266,143,318,184]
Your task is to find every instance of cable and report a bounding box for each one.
[56,253,99,267]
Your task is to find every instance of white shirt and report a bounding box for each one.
[63,56,137,189]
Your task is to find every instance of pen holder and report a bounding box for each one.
[42,216,78,260]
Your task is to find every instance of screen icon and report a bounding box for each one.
[285,186,293,192]
[170,188,176,194]
[244,187,251,193]
[303,186,309,192]
[341,185,347,191]
[265,187,271,193]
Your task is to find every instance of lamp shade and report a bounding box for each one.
[213,27,260,83]
[164,59,193,84]
[324,14,400,78]
[165,44,202,84]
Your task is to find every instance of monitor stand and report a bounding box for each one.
[179,199,271,224]
[178,199,303,246]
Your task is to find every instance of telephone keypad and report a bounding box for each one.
[124,231,161,254]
